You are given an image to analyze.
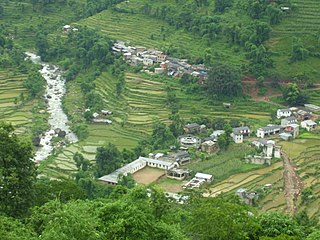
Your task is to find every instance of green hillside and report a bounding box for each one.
[270,0,320,82]
[76,0,320,83]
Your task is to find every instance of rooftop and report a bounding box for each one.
[195,172,213,180]
[278,108,291,112]
[302,120,317,125]
[98,158,146,184]
[284,116,297,121]
[233,126,250,135]
[258,125,282,131]
[185,123,200,129]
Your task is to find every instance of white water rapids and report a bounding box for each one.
[25,52,78,161]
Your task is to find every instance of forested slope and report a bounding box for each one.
[78,0,320,83]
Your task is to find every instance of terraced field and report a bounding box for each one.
[0,69,34,133]
[309,90,320,106]
[46,70,278,177]
[273,0,320,36]
[287,138,320,220]
[0,1,85,48]
[270,0,320,81]
[206,135,320,217]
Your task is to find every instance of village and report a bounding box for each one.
[112,41,208,82]
[98,103,320,205]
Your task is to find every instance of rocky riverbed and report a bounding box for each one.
[25,52,78,162]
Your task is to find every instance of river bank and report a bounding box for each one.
[25,52,78,162]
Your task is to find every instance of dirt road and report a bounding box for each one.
[281,151,304,215]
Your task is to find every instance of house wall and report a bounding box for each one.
[233,134,243,143]
[257,129,264,138]
[147,162,170,169]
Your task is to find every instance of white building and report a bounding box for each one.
[301,120,317,131]
[195,172,213,182]
[99,156,174,185]
[281,116,297,127]
[277,109,292,119]
[231,127,250,143]
[256,125,282,138]
[210,130,225,141]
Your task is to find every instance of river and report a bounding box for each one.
[25,52,78,162]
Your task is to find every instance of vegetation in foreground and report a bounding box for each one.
[1,122,320,240]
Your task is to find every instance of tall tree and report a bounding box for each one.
[94,143,122,177]
[283,83,309,106]
[185,197,259,240]
[0,122,37,217]
[206,62,242,97]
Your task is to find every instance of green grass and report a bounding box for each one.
[188,144,262,182]
[308,90,320,106]
[269,0,320,82]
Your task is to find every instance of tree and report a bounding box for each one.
[217,124,232,151]
[118,173,135,188]
[291,38,309,62]
[259,212,302,238]
[185,197,259,240]
[266,4,283,24]
[95,143,122,177]
[0,215,36,240]
[0,5,4,18]
[214,0,233,13]
[150,121,177,150]
[29,200,101,240]
[0,122,37,217]
[206,62,242,97]
[282,83,309,106]
[35,32,49,58]
[23,68,45,97]
[306,231,320,240]
[169,113,184,137]
[73,152,91,171]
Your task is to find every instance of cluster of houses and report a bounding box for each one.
[112,41,208,81]
[178,123,221,154]
[98,148,214,189]
[227,105,318,145]
[62,25,78,33]
[86,109,113,124]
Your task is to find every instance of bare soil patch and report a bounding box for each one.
[133,167,165,184]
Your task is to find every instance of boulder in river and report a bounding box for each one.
[58,130,66,138]
[47,94,52,99]
[54,128,61,134]
[32,137,41,146]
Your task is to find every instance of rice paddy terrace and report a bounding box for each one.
[0,69,34,134]
[208,135,320,218]
[44,70,277,178]
[0,0,84,48]
[281,137,320,219]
